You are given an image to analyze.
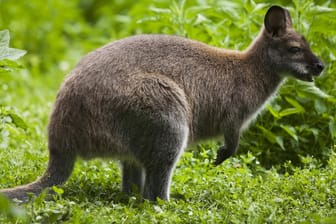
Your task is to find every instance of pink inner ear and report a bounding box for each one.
[284,10,293,27]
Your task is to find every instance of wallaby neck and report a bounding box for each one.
[191,31,284,140]
[242,28,284,89]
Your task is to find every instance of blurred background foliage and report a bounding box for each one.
[0,0,335,170]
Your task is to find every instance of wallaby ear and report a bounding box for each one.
[264,6,292,36]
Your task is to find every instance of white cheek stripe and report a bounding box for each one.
[293,63,309,74]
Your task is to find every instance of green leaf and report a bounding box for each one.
[194,14,210,25]
[314,99,327,114]
[257,125,276,144]
[297,81,334,100]
[257,126,285,149]
[277,97,305,117]
[267,105,281,119]
[0,30,10,48]
[0,47,26,60]
[328,117,336,139]
[0,29,26,60]
[275,136,285,150]
[285,97,305,112]
[7,112,27,130]
[1,107,27,130]
[0,59,23,73]
[279,108,304,117]
[52,186,64,196]
[149,7,171,14]
[280,125,299,142]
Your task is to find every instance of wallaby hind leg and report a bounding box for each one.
[121,161,145,194]
[143,162,176,201]
[142,124,189,201]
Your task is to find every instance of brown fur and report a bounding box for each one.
[0,6,324,201]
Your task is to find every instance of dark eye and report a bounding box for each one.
[288,47,301,53]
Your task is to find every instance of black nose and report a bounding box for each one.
[314,61,324,73]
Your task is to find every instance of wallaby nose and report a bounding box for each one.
[314,61,324,74]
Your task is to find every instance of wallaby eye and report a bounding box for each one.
[288,47,301,53]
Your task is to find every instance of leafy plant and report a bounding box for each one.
[0,30,25,73]
[0,30,27,150]
[0,29,27,222]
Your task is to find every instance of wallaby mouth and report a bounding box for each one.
[305,75,314,82]
[297,61,324,82]
[295,71,315,82]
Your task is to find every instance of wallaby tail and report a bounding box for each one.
[0,151,75,201]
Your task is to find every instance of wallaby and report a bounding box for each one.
[0,6,324,201]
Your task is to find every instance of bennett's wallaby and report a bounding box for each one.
[1,6,324,201]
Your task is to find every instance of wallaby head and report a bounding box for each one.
[263,6,324,82]
[0,5,324,202]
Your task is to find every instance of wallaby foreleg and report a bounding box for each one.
[214,126,240,165]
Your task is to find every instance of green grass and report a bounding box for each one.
[1,127,336,223]
[1,0,336,223]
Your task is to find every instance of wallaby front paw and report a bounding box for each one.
[214,146,232,166]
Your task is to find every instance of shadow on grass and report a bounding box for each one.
[61,181,133,205]
[55,181,187,206]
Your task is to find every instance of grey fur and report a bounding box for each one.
[0,6,324,201]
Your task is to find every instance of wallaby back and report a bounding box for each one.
[0,6,324,201]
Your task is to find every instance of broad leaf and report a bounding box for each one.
[7,112,27,130]
[0,47,26,60]
[0,29,26,61]
[280,125,299,142]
